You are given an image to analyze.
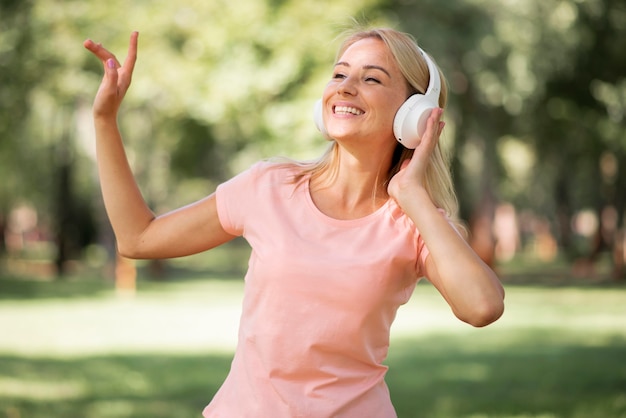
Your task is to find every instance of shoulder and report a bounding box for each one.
[215,160,306,235]
[246,159,305,185]
[218,159,306,196]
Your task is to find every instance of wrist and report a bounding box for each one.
[93,113,118,126]
[397,187,442,225]
[395,184,431,209]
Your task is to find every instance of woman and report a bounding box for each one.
[84,26,504,417]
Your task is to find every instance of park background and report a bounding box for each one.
[1,0,625,417]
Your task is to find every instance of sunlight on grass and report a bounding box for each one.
[0,274,625,417]
[0,377,86,401]
[3,278,624,356]
[393,281,626,341]
[0,279,243,357]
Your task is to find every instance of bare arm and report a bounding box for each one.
[84,32,235,259]
[388,108,504,327]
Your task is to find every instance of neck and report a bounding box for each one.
[309,145,393,219]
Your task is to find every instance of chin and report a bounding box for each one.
[329,133,358,144]
[327,127,359,140]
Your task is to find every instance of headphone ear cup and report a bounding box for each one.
[313,99,329,138]
[393,94,438,149]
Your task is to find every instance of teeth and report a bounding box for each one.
[334,106,364,116]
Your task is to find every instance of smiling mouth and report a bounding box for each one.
[333,105,364,116]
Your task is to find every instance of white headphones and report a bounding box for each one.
[313,47,440,150]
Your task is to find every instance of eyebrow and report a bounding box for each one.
[334,61,392,78]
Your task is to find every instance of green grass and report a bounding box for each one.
[387,331,626,418]
[0,267,625,418]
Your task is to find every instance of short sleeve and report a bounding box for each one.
[215,162,264,236]
[416,234,429,277]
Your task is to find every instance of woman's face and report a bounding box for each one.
[322,37,409,147]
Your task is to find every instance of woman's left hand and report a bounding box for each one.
[83,31,139,120]
[387,108,505,327]
[387,107,445,206]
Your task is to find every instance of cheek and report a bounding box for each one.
[322,81,338,101]
[386,98,405,120]
[388,92,409,118]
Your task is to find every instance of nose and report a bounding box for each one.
[337,76,357,96]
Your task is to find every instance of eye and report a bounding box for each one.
[333,72,347,80]
[365,76,381,84]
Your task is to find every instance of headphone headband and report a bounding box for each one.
[417,47,441,103]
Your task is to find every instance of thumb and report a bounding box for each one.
[102,58,119,92]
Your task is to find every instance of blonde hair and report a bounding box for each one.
[291,26,460,223]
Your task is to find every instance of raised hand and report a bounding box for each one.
[83,31,139,119]
[387,107,445,207]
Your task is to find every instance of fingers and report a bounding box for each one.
[437,119,445,137]
[122,32,139,75]
[84,32,139,116]
[415,108,443,155]
[83,31,139,71]
[426,108,444,140]
[118,32,139,88]
[84,32,139,97]
[403,108,444,174]
[83,39,118,65]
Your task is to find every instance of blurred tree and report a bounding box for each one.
[379,0,513,266]
[0,0,36,256]
[6,0,392,278]
[1,0,103,276]
[523,0,626,278]
[383,0,625,277]
[3,0,623,280]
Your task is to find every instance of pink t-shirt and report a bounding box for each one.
[203,161,430,418]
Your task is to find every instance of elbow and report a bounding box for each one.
[116,239,143,260]
[465,274,505,327]
[460,299,505,328]
[116,247,137,260]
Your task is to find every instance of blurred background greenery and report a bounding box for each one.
[1,0,624,280]
[1,0,625,416]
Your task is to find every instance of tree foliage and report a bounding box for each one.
[1,0,624,277]
[384,0,626,275]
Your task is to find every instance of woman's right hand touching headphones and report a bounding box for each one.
[83,31,139,119]
[387,107,445,208]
